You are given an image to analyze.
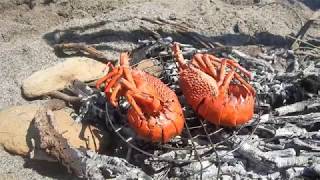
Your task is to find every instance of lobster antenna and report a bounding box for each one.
[120,52,130,67]
[171,42,188,70]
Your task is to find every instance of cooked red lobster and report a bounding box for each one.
[96,53,185,143]
[171,43,256,127]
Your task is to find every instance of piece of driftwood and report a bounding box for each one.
[231,49,275,72]
[267,113,320,128]
[274,97,320,116]
[228,135,319,171]
[54,43,116,63]
[32,99,150,179]
[275,124,309,138]
[286,138,320,151]
[46,90,81,103]
[290,10,320,50]
[140,16,216,48]
[286,164,320,179]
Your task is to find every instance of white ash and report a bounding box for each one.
[44,35,320,179]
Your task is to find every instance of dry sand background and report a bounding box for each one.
[0,0,319,179]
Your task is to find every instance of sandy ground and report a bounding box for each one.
[0,0,319,179]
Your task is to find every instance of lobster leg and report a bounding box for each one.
[203,54,218,79]
[212,59,237,93]
[120,78,162,104]
[216,60,255,96]
[125,91,145,118]
[191,54,219,79]
[120,52,130,67]
[124,67,137,88]
[219,70,236,92]
[104,68,124,94]
[109,82,122,107]
[120,78,163,114]
[207,54,222,66]
[193,54,232,82]
[223,59,252,79]
[131,93,163,114]
[171,43,188,70]
[215,59,255,98]
[207,55,252,79]
[210,57,254,94]
[218,59,227,86]
[124,90,162,120]
[96,68,120,89]
[120,52,137,89]
[193,54,209,73]
[213,59,255,97]
[234,73,256,96]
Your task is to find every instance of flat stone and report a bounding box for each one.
[0,104,109,157]
[22,57,107,98]
[134,59,162,77]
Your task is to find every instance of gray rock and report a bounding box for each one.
[22,57,107,98]
[0,104,108,156]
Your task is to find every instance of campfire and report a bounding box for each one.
[27,22,320,179]
[1,0,320,179]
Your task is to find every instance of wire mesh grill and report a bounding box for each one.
[103,45,262,168]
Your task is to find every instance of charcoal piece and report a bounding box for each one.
[300,75,320,94]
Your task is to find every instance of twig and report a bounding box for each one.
[294,51,320,58]
[290,10,320,50]
[46,91,81,103]
[140,17,214,48]
[287,35,320,51]
[54,43,116,63]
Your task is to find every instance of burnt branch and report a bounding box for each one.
[32,100,150,179]
[54,43,117,63]
[46,90,81,103]
[274,97,320,116]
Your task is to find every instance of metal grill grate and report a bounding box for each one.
[103,44,262,178]
[63,39,263,178]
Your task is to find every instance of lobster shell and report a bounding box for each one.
[126,70,185,142]
[97,53,185,143]
[172,43,256,127]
